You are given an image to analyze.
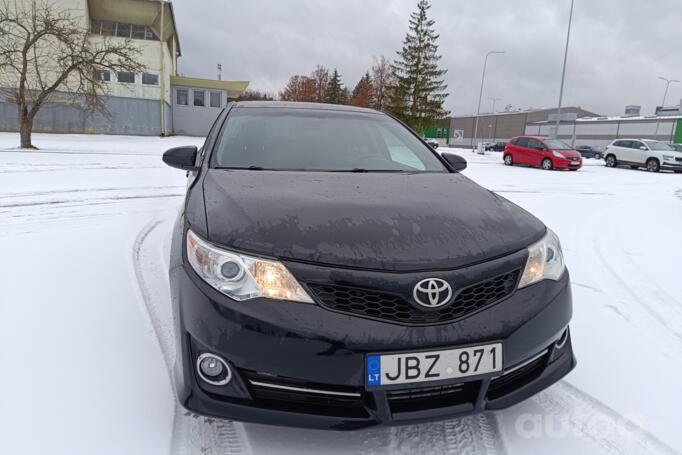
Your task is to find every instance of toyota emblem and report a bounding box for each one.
[413,278,453,308]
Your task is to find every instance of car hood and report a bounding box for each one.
[202,170,546,271]
[558,149,582,158]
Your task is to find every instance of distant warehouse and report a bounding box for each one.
[447,105,682,148]
[0,0,249,136]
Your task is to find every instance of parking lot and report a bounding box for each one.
[1,133,681,455]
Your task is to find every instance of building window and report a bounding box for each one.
[97,70,111,82]
[145,28,159,40]
[132,25,146,40]
[210,91,221,108]
[116,22,131,38]
[117,71,135,83]
[90,21,159,41]
[100,21,115,36]
[193,90,205,107]
[176,88,188,106]
[142,73,159,85]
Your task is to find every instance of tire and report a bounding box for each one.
[605,155,617,167]
[675,170,682,174]
[541,158,553,170]
[504,154,513,166]
[646,158,660,173]
[594,153,602,160]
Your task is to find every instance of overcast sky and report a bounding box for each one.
[172,0,682,116]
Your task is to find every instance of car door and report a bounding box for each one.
[628,140,647,164]
[512,137,529,164]
[526,138,546,167]
[610,140,630,162]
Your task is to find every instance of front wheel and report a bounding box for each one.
[541,158,553,170]
[605,155,617,167]
[594,153,602,160]
[646,158,660,172]
[504,154,513,166]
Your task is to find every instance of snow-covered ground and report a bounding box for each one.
[1,132,681,455]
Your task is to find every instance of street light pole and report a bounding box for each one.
[553,0,575,139]
[655,76,679,134]
[472,51,505,148]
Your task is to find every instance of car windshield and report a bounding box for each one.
[212,107,448,172]
[644,141,673,151]
[543,139,573,150]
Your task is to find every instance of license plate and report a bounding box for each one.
[366,343,502,387]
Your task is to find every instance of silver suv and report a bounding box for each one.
[604,138,682,173]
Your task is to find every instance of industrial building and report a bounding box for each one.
[448,106,598,147]
[449,105,682,148]
[0,0,249,136]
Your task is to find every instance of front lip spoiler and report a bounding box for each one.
[247,380,363,398]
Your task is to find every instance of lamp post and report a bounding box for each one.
[655,76,679,134]
[472,51,505,149]
[553,0,575,139]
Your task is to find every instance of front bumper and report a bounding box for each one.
[170,247,575,430]
[554,158,582,169]
[661,161,682,170]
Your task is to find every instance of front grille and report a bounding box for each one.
[486,351,548,401]
[387,381,479,414]
[308,270,519,324]
[241,370,368,418]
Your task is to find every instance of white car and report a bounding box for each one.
[604,138,682,173]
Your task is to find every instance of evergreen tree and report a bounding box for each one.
[388,0,449,133]
[324,68,346,105]
[351,72,374,108]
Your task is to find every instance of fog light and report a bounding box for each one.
[555,328,569,350]
[196,353,232,386]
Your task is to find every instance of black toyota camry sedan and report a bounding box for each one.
[164,101,575,430]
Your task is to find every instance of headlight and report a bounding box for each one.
[518,229,566,288]
[662,155,674,161]
[186,229,313,303]
[552,151,566,159]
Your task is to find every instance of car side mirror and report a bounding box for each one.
[163,146,199,171]
[441,152,467,172]
[639,146,647,151]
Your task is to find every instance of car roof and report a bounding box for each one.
[231,100,381,115]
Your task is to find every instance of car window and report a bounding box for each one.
[381,127,426,170]
[643,141,673,151]
[212,108,448,172]
[543,139,572,150]
[613,140,630,148]
[515,137,529,147]
[527,139,544,150]
[629,141,644,150]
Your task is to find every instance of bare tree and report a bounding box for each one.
[370,55,395,112]
[310,65,329,103]
[0,0,144,148]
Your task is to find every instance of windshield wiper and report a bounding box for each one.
[331,168,407,173]
[217,165,268,170]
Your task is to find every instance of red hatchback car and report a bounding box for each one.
[504,136,583,170]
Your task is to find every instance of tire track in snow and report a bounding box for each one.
[591,204,682,347]
[533,382,680,455]
[443,414,506,455]
[132,219,251,455]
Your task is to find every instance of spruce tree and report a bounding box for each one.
[324,68,345,105]
[388,0,449,133]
